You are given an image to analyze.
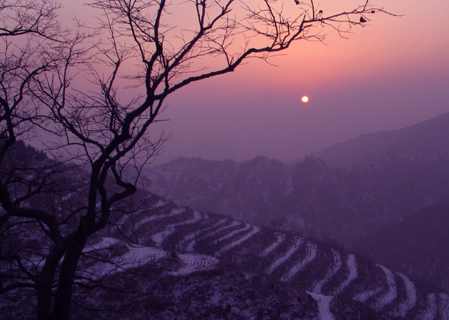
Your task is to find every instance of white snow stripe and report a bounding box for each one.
[81,244,167,279]
[376,265,397,309]
[265,238,303,275]
[216,223,252,243]
[181,218,227,244]
[308,292,336,320]
[185,220,240,252]
[135,207,185,229]
[282,242,317,282]
[334,254,358,295]
[215,225,261,257]
[261,233,286,257]
[313,249,342,294]
[151,211,203,247]
[168,253,219,276]
[353,287,383,303]
[397,272,417,316]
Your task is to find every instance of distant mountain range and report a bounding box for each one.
[312,112,449,167]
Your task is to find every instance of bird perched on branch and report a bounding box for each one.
[360,16,367,23]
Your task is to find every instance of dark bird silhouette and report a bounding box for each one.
[318,10,323,14]
[360,16,367,23]
[294,0,300,5]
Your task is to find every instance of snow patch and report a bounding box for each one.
[308,291,335,320]
[353,287,383,303]
[261,233,286,257]
[282,242,317,282]
[151,210,202,247]
[376,265,397,309]
[168,253,219,276]
[334,254,358,295]
[135,207,185,229]
[313,250,342,294]
[180,218,228,251]
[185,220,240,252]
[397,272,417,316]
[215,225,261,257]
[265,238,303,275]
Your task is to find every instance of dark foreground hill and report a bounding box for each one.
[2,192,447,319]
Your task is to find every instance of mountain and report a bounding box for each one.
[351,197,449,292]
[145,154,449,244]
[3,192,446,319]
[145,156,291,223]
[312,112,449,167]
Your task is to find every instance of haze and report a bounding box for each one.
[147,0,449,164]
[61,0,449,165]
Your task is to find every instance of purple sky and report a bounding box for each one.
[62,1,449,165]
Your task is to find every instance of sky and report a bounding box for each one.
[63,0,449,165]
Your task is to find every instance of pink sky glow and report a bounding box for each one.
[59,0,449,164]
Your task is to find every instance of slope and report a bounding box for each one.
[312,112,449,167]
[2,194,445,319]
[351,197,449,292]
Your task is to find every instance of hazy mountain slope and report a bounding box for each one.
[312,112,449,167]
[145,156,291,222]
[145,155,449,243]
[351,197,449,292]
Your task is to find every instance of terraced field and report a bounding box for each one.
[90,196,449,320]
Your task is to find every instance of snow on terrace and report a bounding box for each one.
[168,253,219,276]
[180,218,228,251]
[214,225,261,257]
[420,293,449,320]
[185,220,240,252]
[376,265,397,309]
[135,207,186,229]
[261,232,286,257]
[312,250,342,294]
[151,210,203,247]
[353,287,383,303]
[281,242,317,282]
[82,241,166,279]
[308,292,335,320]
[397,272,417,317]
[265,238,303,275]
[334,254,358,295]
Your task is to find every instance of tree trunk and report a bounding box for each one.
[47,235,87,320]
[36,246,65,320]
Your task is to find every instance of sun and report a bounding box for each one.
[301,96,309,103]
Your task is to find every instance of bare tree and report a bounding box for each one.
[0,0,395,319]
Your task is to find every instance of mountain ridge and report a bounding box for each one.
[312,112,449,167]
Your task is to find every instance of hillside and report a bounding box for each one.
[312,112,449,167]
[144,155,449,244]
[351,197,449,292]
[3,193,447,319]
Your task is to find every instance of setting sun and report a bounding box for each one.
[301,96,309,103]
